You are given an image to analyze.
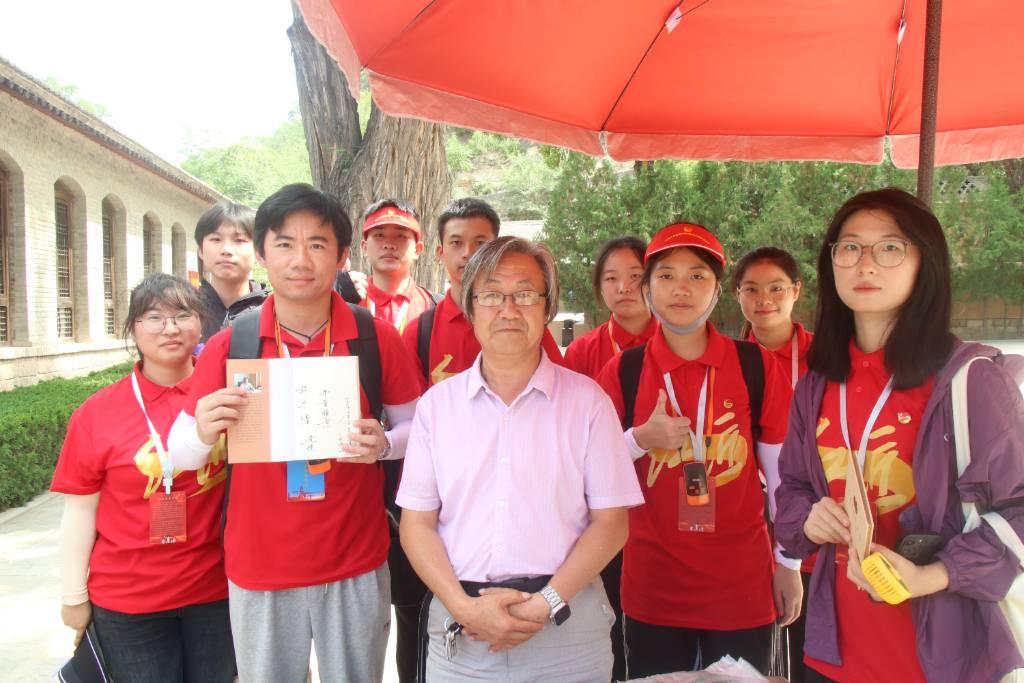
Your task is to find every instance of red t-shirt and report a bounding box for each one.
[364,277,436,335]
[596,323,792,630]
[402,290,565,385]
[565,315,658,379]
[805,342,931,683]
[51,364,228,613]
[185,291,424,590]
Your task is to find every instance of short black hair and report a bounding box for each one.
[807,187,954,389]
[361,198,419,224]
[123,272,206,341]
[194,200,255,247]
[253,184,351,258]
[592,236,646,304]
[437,197,501,242]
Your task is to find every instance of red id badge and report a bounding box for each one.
[678,462,716,533]
[149,491,187,544]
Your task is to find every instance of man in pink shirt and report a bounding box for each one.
[398,236,644,681]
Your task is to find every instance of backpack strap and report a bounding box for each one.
[618,344,647,430]
[430,291,443,306]
[417,307,437,384]
[735,340,765,444]
[347,303,383,420]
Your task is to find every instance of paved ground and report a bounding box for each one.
[0,492,399,682]
[2,339,1021,681]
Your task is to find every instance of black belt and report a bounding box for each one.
[416,575,553,679]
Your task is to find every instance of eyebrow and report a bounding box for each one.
[484,276,535,286]
[840,233,906,240]
[741,277,787,285]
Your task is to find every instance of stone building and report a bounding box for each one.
[0,57,225,390]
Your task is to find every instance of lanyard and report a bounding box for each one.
[789,333,799,390]
[131,372,174,494]
[274,317,332,359]
[839,377,895,470]
[608,321,621,355]
[368,299,410,334]
[662,368,712,462]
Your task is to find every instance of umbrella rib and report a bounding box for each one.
[601,0,718,134]
[365,0,442,66]
[884,0,910,136]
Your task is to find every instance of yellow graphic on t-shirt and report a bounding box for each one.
[431,354,457,385]
[134,434,226,499]
[646,409,748,488]
[818,423,914,516]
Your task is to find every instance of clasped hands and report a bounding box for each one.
[450,588,550,653]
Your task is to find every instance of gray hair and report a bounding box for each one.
[461,236,560,323]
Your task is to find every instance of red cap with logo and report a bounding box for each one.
[645,223,726,267]
[362,205,421,240]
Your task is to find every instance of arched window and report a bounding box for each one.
[143,213,162,276]
[54,188,74,339]
[171,223,187,277]
[102,196,127,338]
[0,167,8,343]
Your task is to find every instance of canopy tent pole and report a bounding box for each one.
[916,0,943,206]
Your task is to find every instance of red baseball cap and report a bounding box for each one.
[362,205,421,240]
[645,223,726,267]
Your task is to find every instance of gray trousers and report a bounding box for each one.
[228,563,391,683]
[426,578,615,682]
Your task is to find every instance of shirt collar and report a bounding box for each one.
[848,337,889,374]
[440,289,466,324]
[258,291,358,354]
[747,322,812,360]
[367,277,419,306]
[466,350,555,402]
[649,321,728,373]
[132,361,193,402]
[609,314,658,348]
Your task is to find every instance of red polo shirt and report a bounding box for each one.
[364,277,436,334]
[597,323,792,630]
[402,290,565,385]
[805,342,930,683]
[565,315,658,379]
[51,364,228,613]
[185,291,424,590]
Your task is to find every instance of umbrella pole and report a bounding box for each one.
[916,0,943,206]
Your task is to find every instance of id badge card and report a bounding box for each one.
[678,462,716,533]
[286,460,326,502]
[149,491,187,544]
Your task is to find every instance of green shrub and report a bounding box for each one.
[0,362,132,511]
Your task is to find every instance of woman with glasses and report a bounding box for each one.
[52,272,235,681]
[733,247,813,681]
[596,223,797,678]
[565,237,657,379]
[775,188,1024,682]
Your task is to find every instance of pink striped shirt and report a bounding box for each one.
[397,352,644,582]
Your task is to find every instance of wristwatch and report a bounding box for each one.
[539,585,571,625]
[377,431,392,461]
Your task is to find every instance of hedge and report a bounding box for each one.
[0,362,132,512]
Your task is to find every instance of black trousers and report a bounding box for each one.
[785,569,813,682]
[389,525,427,683]
[599,552,626,683]
[623,615,774,680]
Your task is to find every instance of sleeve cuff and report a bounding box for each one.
[396,494,441,511]
[624,428,648,462]
[775,543,802,571]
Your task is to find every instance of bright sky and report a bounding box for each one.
[1,0,301,164]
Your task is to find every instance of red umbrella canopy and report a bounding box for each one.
[297,0,1024,167]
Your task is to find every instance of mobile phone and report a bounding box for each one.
[895,533,944,566]
[683,462,710,506]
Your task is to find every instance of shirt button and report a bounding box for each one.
[862,361,870,368]
[500,457,509,464]
[496,544,505,552]
[855,386,863,393]
[498,500,506,507]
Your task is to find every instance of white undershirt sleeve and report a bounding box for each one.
[624,427,648,461]
[381,399,418,461]
[757,440,801,571]
[167,410,213,470]
[59,493,99,605]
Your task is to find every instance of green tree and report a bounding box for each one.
[43,77,109,119]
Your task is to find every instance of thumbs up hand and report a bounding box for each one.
[634,389,692,451]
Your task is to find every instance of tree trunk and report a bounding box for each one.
[288,4,451,292]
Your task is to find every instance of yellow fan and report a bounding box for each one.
[861,552,912,605]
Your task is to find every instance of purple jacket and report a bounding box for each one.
[776,341,1024,683]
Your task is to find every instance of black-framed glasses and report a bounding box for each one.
[830,239,910,268]
[473,290,547,307]
[135,311,199,333]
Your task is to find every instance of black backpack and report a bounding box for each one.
[412,292,448,383]
[221,302,397,529]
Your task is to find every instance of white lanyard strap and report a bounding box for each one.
[368,299,410,332]
[131,372,173,494]
[839,377,895,471]
[790,333,799,390]
[662,369,710,462]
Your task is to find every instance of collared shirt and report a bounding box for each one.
[184,291,424,591]
[364,277,437,334]
[596,323,792,630]
[747,321,813,389]
[397,352,644,582]
[402,290,566,385]
[51,363,228,613]
[564,315,658,379]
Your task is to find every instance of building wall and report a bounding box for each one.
[0,88,219,390]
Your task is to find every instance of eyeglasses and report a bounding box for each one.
[830,239,910,268]
[473,290,547,308]
[135,311,199,334]
[736,284,796,300]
